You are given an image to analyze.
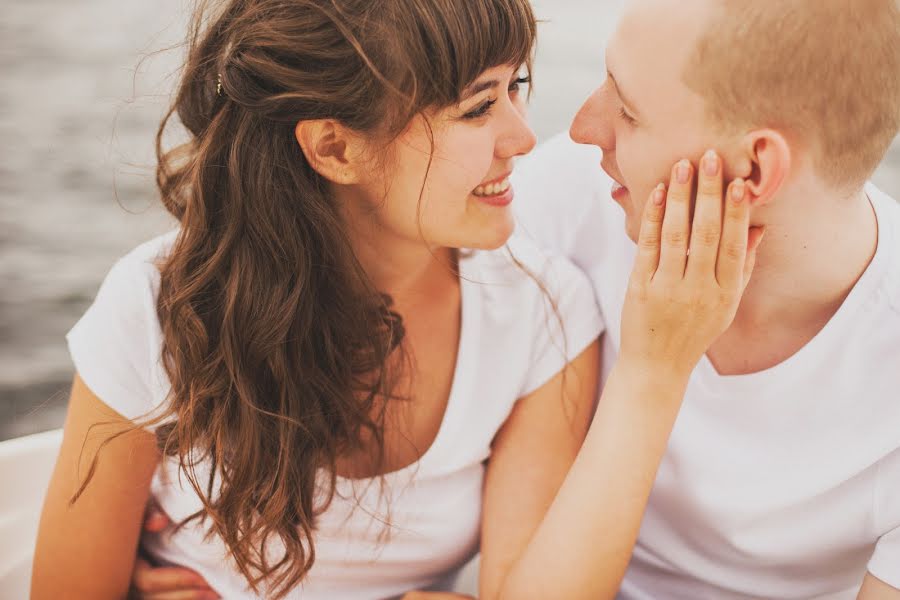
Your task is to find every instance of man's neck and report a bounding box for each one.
[707,185,878,376]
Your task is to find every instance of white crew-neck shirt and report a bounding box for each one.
[513,133,900,599]
[66,232,603,599]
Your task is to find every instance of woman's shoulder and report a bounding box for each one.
[94,230,180,306]
[110,229,179,282]
[74,227,180,330]
[463,233,604,400]
[66,230,180,422]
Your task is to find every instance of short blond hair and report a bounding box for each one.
[685,0,900,191]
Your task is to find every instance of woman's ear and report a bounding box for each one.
[294,120,367,185]
[737,129,792,207]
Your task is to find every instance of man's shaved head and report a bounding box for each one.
[685,0,900,191]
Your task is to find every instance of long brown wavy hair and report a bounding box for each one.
[149,0,536,595]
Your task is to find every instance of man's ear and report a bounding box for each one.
[732,129,791,206]
[294,119,366,185]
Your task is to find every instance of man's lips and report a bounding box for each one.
[601,162,627,189]
[601,163,629,199]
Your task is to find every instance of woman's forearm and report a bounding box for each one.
[494,359,689,600]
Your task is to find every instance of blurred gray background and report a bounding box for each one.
[2,0,898,440]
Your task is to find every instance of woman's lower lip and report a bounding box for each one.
[474,186,514,207]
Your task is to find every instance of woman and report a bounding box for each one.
[31,0,761,598]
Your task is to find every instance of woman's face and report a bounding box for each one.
[357,64,537,251]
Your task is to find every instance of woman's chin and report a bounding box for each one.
[464,220,516,251]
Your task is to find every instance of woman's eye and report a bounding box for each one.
[618,106,638,126]
[463,99,497,120]
[460,76,530,120]
[509,76,531,93]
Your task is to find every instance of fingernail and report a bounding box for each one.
[702,149,720,176]
[676,160,691,184]
[653,183,666,205]
[732,178,745,203]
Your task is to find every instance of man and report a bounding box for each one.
[131,0,900,597]
[514,0,900,597]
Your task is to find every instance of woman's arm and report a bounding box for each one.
[483,356,689,600]
[31,374,160,600]
[481,154,763,600]
[479,341,600,599]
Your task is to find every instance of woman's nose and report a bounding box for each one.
[497,100,538,159]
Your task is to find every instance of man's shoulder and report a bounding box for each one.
[868,183,900,316]
[513,133,614,247]
[512,133,629,274]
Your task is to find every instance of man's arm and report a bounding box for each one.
[859,573,900,600]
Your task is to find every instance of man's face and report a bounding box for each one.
[570,0,728,241]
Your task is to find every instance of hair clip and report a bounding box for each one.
[216,73,224,97]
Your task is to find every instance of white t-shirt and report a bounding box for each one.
[513,133,900,599]
[66,230,603,599]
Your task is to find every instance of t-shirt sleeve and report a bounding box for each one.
[519,254,605,397]
[66,255,167,425]
[868,447,900,588]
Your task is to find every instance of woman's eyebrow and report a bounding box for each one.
[462,79,500,100]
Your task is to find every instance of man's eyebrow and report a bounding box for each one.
[608,71,641,117]
[462,79,500,100]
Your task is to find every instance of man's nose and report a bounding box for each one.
[569,87,613,150]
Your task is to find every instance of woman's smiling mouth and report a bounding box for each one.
[472,173,514,206]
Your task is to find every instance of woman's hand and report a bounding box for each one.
[620,150,764,376]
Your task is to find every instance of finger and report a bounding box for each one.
[741,226,767,290]
[142,498,173,533]
[631,183,668,282]
[715,178,752,289]
[133,560,214,594]
[658,159,694,279]
[143,509,171,533]
[685,150,724,281]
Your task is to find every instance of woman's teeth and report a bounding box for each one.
[473,178,511,197]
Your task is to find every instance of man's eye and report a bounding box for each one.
[618,106,638,125]
[463,99,497,120]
